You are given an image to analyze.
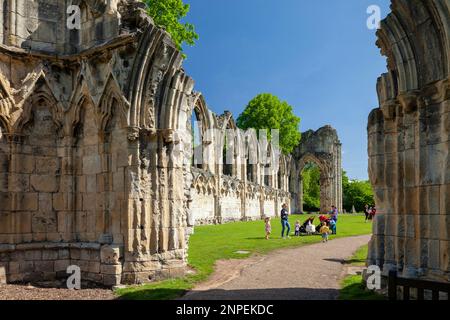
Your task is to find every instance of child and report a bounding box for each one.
[294,220,301,236]
[264,217,271,240]
[319,221,330,243]
[329,219,337,235]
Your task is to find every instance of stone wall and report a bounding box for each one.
[367,0,450,284]
[290,126,343,214]
[0,0,344,286]
[0,0,191,286]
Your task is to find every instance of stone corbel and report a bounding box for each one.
[398,91,419,114]
[380,100,399,120]
[127,126,140,141]
[161,129,181,144]
[418,81,449,106]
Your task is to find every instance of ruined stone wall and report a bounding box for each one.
[368,0,450,283]
[186,95,292,225]
[0,0,192,286]
[290,126,343,214]
[0,0,344,287]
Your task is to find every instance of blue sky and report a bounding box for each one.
[182,0,391,180]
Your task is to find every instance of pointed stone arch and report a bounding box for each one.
[368,0,450,283]
[14,78,63,136]
[289,126,342,214]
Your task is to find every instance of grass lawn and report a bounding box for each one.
[339,244,386,300]
[116,214,372,300]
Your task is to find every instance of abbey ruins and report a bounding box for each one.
[0,0,447,289]
[368,0,449,283]
[0,0,343,285]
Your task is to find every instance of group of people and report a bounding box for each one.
[364,205,377,222]
[264,204,339,243]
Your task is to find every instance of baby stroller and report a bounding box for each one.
[300,217,315,234]
[305,222,316,235]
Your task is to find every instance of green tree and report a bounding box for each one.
[236,93,301,154]
[143,0,199,51]
[342,171,375,212]
[302,163,321,212]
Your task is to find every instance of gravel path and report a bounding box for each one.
[0,284,116,300]
[0,235,370,300]
[182,235,371,300]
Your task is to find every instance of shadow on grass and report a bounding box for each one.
[323,257,366,265]
[344,258,366,265]
[116,288,188,300]
[181,287,340,300]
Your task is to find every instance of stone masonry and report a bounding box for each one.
[0,0,344,286]
[367,0,450,284]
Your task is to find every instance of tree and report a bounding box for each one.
[302,163,321,212]
[236,93,301,154]
[143,0,199,51]
[342,171,375,212]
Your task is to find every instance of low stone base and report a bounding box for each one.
[0,243,121,287]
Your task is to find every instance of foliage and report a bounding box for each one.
[342,171,375,212]
[302,163,321,212]
[116,214,372,300]
[143,0,199,51]
[236,93,301,154]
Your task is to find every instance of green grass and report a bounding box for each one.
[339,244,386,300]
[345,244,368,266]
[116,214,372,300]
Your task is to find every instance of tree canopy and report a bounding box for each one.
[236,93,301,154]
[143,0,199,51]
[342,171,375,212]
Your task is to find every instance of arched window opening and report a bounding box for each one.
[222,133,232,176]
[191,110,203,169]
[278,170,282,190]
[264,164,270,186]
[301,162,321,213]
[245,137,256,183]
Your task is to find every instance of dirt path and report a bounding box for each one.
[181,235,371,300]
[0,284,115,300]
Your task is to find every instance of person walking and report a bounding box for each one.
[280,203,291,239]
[369,206,377,221]
[319,221,330,243]
[364,204,370,222]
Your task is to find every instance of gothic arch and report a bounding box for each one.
[368,0,450,283]
[14,79,63,135]
[289,126,342,214]
[189,93,214,171]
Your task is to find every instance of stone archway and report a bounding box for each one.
[290,126,343,214]
[367,0,450,283]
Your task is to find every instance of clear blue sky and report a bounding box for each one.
[182,0,391,180]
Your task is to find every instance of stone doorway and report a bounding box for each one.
[289,126,343,214]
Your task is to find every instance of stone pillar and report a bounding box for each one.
[367,1,450,284]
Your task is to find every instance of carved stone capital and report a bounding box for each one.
[127,126,140,141]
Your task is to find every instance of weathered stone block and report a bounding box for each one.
[103,274,121,286]
[15,193,38,211]
[42,250,58,261]
[24,250,42,261]
[100,245,122,265]
[34,261,54,272]
[9,261,20,274]
[30,175,59,193]
[101,264,122,275]
[54,259,70,272]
